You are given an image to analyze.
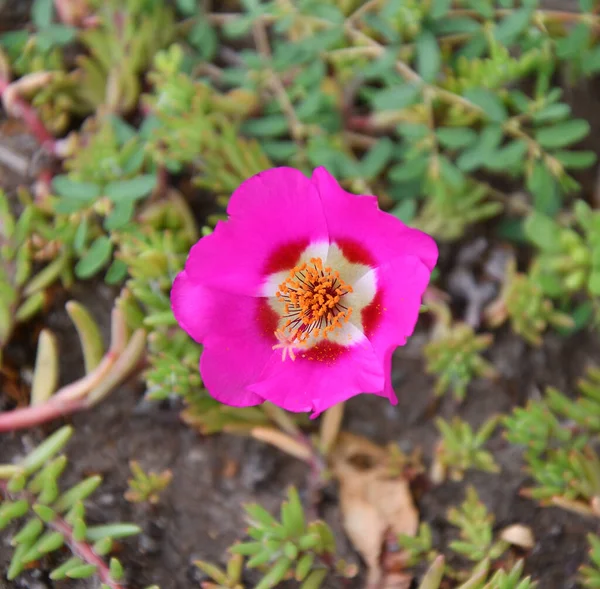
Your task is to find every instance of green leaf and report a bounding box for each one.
[261,140,298,162]
[389,199,417,223]
[535,119,590,149]
[415,31,441,83]
[108,115,137,145]
[54,478,102,512]
[53,198,89,214]
[241,115,289,138]
[73,218,89,255]
[299,568,328,589]
[35,24,76,50]
[189,19,218,60]
[177,0,197,15]
[496,218,526,243]
[439,157,465,189]
[580,0,594,12]
[75,236,113,279]
[22,426,72,475]
[50,557,85,580]
[104,200,135,231]
[32,0,54,29]
[463,88,507,122]
[362,13,400,43]
[494,7,532,44]
[35,531,65,554]
[12,519,43,545]
[105,259,128,285]
[104,174,157,202]
[555,22,591,59]
[372,83,421,111]
[434,17,481,34]
[52,176,100,201]
[523,212,562,251]
[588,270,600,296]
[553,150,597,170]
[388,156,429,182]
[430,0,452,19]
[397,123,429,140]
[66,564,98,579]
[532,103,571,124]
[109,558,125,581]
[527,161,561,215]
[86,524,142,542]
[360,138,394,179]
[436,127,477,149]
[490,139,528,170]
[555,301,594,336]
[582,45,600,75]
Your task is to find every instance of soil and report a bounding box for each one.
[2,2,600,589]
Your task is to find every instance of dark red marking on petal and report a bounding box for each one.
[362,289,384,339]
[256,298,278,343]
[263,239,310,275]
[335,238,376,267]
[300,340,349,365]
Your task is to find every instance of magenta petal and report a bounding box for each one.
[184,168,328,296]
[311,166,438,270]
[200,342,267,407]
[171,271,214,343]
[368,254,432,351]
[382,348,399,405]
[171,271,273,406]
[249,339,385,417]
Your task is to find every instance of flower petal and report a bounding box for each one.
[311,166,438,270]
[363,254,432,351]
[200,342,267,407]
[184,168,329,296]
[171,272,275,406]
[382,348,399,404]
[249,337,385,417]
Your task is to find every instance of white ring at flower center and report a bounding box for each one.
[262,241,377,349]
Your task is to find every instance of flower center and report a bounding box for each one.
[274,257,353,353]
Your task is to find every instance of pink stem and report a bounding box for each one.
[0,397,84,433]
[50,516,125,589]
[0,77,59,156]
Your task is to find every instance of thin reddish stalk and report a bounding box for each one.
[0,397,84,433]
[0,77,59,156]
[0,351,117,433]
[50,516,125,589]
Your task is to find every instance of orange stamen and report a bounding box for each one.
[272,257,354,359]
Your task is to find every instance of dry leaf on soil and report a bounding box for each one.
[330,433,420,589]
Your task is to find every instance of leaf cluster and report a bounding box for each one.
[504,366,600,512]
[197,487,348,589]
[0,426,141,585]
[425,321,497,400]
[434,416,500,481]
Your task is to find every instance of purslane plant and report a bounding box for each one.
[0,426,145,588]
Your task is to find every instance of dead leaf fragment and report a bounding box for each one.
[330,433,419,589]
[499,524,535,550]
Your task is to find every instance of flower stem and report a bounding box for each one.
[319,402,345,456]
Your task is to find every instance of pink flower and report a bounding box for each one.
[171,167,438,417]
